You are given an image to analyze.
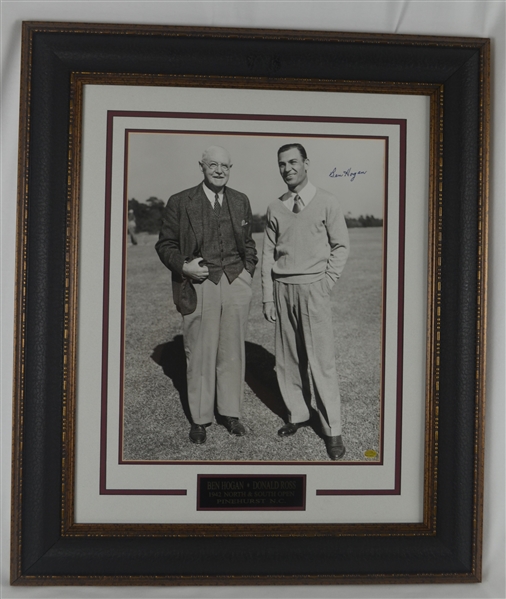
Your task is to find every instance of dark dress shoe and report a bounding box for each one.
[189,423,207,444]
[277,421,309,437]
[325,435,346,460]
[223,416,246,436]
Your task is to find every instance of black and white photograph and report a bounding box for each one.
[121,130,386,464]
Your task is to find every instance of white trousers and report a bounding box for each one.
[183,270,252,425]
[274,278,342,437]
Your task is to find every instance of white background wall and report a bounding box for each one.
[1,2,504,598]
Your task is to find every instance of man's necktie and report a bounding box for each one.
[292,194,302,214]
[214,193,221,215]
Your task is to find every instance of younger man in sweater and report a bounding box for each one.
[261,143,350,460]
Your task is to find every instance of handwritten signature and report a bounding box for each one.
[329,167,367,182]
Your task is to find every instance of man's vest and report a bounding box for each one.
[200,195,243,284]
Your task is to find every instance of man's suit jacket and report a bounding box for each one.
[155,182,258,314]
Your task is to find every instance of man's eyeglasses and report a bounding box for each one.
[201,161,232,173]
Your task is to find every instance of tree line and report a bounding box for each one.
[128,198,383,235]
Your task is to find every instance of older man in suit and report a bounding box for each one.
[156,146,257,444]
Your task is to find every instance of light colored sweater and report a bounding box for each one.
[261,186,350,303]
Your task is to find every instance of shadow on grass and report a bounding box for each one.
[151,336,192,423]
[245,342,326,438]
[244,341,289,421]
[246,341,318,428]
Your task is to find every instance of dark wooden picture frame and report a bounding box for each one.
[11,22,488,585]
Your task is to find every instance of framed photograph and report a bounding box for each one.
[11,22,488,585]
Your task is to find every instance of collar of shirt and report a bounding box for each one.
[283,181,316,211]
[203,183,224,206]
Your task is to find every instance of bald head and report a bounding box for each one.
[201,146,232,164]
[199,146,233,193]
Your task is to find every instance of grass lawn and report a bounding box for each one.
[122,228,383,463]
